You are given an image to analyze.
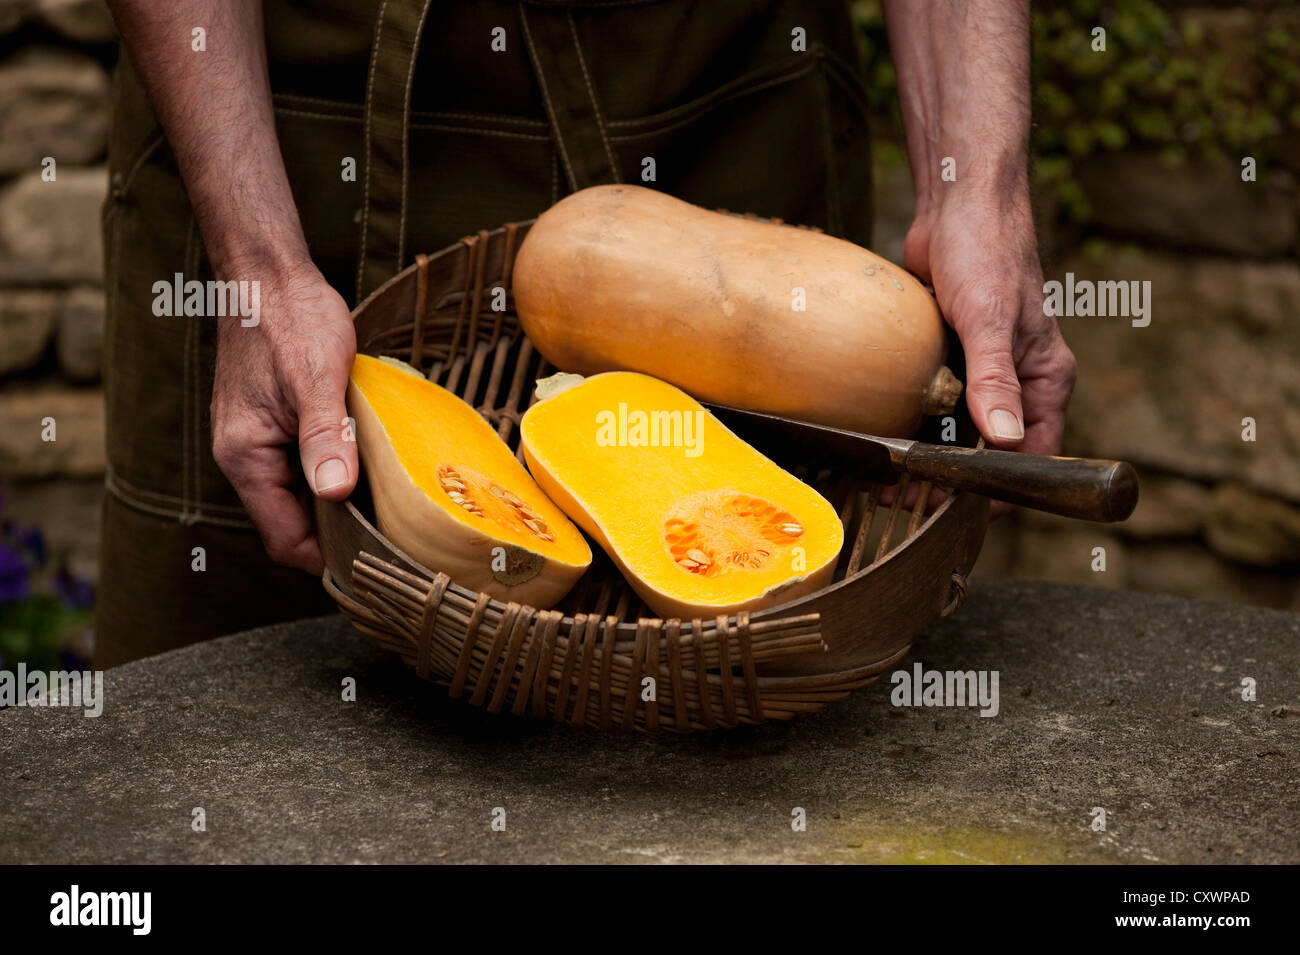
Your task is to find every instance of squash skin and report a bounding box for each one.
[348,357,590,608]
[514,184,956,438]
[520,372,843,620]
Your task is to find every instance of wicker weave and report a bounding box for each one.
[317,217,989,733]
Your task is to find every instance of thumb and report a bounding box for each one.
[297,379,359,501]
[901,220,933,284]
[963,325,1025,449]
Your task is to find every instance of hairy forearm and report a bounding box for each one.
[107,0,309,278]
[883,0,1031,218]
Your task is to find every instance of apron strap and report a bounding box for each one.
[356,1,622,302]
[517,2,622,194]
[356,0,436,302]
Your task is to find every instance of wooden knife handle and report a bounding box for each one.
[901,443,1139,523]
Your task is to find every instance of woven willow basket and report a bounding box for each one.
[317,217,989,733]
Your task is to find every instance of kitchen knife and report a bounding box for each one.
[703,402,1139,523]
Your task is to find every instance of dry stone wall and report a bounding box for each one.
[0,0,114,585]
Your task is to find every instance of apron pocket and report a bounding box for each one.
[604,48,870,241]
[402,116,558,256]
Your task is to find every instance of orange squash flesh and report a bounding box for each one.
[520,372,844,619]
[348,355,591,607]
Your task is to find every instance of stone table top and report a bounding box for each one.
[2,580,1297,864]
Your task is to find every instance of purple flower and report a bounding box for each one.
[54,566,95,611]
[0,543,30,603]
[15,525,45,567]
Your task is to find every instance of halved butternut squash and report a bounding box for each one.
[520,371,844,619]
[348,354,591,607]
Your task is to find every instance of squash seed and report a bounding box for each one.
[686,548,711,567]
[438,467,468,495]
[489,484,524,507]
[779,523,803,537]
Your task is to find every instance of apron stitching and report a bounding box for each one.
[116,129,166,195]
[188,217,204,525]
[180,217,195,526]
[274,95,550,130]
[409,123,549,141]
[818,47,873,115]
[813,50,842,237]
[105,464,250,514]
[105,473,256,530]
[356,0,391,302]
[274,92,363,112]
[605,59,814,129]
[518,4,579,190]
[103,166,124,466]
[412,110,548,128]
[606,63,819,142]
[190,246,203,519]
[396,0,436,274]
[551,144,559,206]
[537,0,664,5]
[275,107,362,124]
[275,108,554,141]
[565,9,620,183]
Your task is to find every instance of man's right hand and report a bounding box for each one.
[109,0,360,572]
[210,261,358,575]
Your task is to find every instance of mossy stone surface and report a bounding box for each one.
[2,580,1295,863]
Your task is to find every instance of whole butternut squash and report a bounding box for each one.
[513,184,960,437]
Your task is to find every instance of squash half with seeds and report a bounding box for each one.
[347,354,591,607]
[520,371,843,619]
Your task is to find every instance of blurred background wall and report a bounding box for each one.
[0,0,114,667]
[0,0,1296,669]
[857,0,1300,611]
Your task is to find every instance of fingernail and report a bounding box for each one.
[314,457,348,493]
[989,409,1024,442]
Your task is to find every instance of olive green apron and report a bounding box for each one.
[96,0,873,666]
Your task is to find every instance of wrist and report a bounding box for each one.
[207,230,315,283]
[189,171,313,283]
[915,164,1032,227]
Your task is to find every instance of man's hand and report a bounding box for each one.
[110,0,356,568]
[210,261,357,574]
[903,190,1076,459]
[884,0,1076,471]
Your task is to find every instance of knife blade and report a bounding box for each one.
[702,402,1138,524]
